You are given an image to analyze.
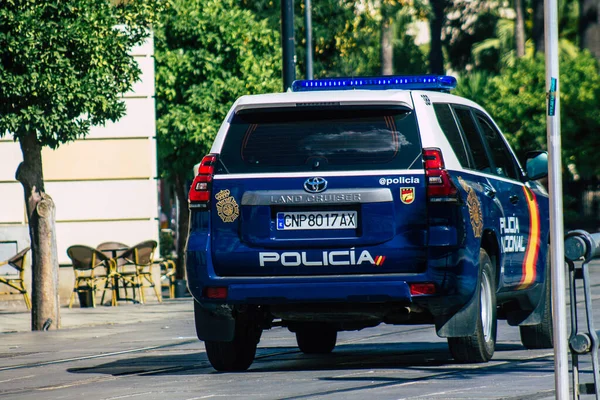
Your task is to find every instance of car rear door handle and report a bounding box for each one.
[509,194,520,204]
[481,184,496,199]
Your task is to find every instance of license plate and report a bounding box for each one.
[276,211,357,230]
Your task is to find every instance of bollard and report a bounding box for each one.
[565,230,600,262]
[565,230,600,398]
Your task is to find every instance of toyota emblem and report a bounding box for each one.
[303,177,328,193]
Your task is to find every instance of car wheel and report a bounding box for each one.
[205,317,261,372]
[520,251,553,349]
[448,248,497,363]
[296,325,337,354]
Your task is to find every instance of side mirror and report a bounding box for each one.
[525,151,548,181]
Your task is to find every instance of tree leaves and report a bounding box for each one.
[155,0,281,181]
[0,0,165,147]
[459,51,600,180]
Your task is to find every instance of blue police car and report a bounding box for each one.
[186,75,552,371]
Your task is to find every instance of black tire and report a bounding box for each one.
[448,249,497,363]
[519,252,553,349]
[296,325,337,354]
[205,317,261,372]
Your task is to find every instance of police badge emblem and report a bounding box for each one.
[400,187,415,204]
[215,189,239,223]
[457,177,483,238]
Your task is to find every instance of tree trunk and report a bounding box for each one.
[514,0,526,58]
[174,172,190,281]
[429,0,445,74]
[381,17,394,75]
[580,0,600,60]
[532,0,544,54]
[16,132,60,331]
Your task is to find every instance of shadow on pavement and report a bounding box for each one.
[66,340,544,377]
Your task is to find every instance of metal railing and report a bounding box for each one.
[565,230,600,398]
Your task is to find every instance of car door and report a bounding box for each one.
[471,111,538,288]
[450,106,533,288]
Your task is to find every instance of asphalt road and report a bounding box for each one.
[2,262,600,400]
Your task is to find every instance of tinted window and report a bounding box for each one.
[433,103,470,167]
[454,107,491,172]
[219,108,422,173]
[476,113,520,180]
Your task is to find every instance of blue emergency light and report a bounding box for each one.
[291,75,457,92]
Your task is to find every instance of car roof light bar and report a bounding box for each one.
[291,75,457,92]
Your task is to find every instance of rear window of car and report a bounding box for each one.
[218,107,422,173]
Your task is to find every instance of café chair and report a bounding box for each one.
[67,245,113,308]
[0,247,32,310]
[159,258,177,299]
[119,240,161,303]
[97,242,134,304]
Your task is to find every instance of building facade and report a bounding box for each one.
[0,37,159,303]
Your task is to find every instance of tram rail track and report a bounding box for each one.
[1,324,557,399]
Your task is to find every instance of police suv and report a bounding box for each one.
[186,75,552,372]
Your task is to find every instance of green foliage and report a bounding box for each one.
[392,6,428,74]
[328,2,380,77]
[558,0,579,44]
[241,0,432,78]
[471,18,529,72]
[462,50,600,179]
[241,0,381,79]
[468,0,580,73]
[454,71,494,105]
[159,228,175,258]
[0,0,163,147]
[155,0,282,180]
[443,0,499,71]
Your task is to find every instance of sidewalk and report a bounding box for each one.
[0,297,193,333]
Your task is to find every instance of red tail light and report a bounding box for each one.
[189,154,217,209]
[409,283,436,296]
[204,286,228,299]
[423,148,458,201]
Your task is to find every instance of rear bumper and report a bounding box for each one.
[223,280,411,303]
[186,226,478,314]
[187,255,470,315]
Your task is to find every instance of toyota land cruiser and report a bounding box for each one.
[185,75,552,371]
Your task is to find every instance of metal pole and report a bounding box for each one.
[304,0,313,80]
[281,0,296,91]
[544,0,569,397]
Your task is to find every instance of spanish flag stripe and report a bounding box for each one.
[374,256,385,266]
[518,186,540,289]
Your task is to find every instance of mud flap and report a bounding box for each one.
[194,301,235,342]
[435,284,480,338]
[511,284,544,327]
